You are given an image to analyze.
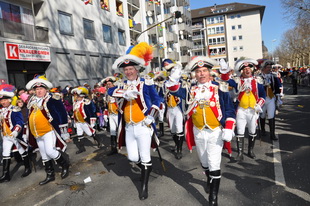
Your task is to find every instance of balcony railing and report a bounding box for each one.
[0,19,49,43]
[192,34,203,40]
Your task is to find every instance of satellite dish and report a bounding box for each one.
[147,10,153,17]
[148,17,154,24]
[179,30,183,35]
[178,18,183,23]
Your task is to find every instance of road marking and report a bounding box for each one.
[34,190,64,206]
[272,134,286,186]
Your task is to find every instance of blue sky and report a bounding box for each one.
[190,0,292,53]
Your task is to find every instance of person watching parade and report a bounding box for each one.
[165,56,236,206]
[25,75,70,185]
[108,42,161,200]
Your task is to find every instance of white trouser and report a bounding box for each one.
[109,114,118,136]
[2,136,25,157]
[76,122,95,136]
[260,97,276,119]
[193,127,223,171]
[36,130,60,161]
[158,106,165,122]
[167,106,183,134]
[236,107,258,136]
[125,122,152,163]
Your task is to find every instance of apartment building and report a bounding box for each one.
[191,3,265,67]
[144,0,192,67]
[0,0,130,88]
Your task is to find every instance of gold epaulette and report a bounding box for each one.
[256,76,264,84]
[12,106,21,112]
[84,99,91,105]
[219,81,229,92]
[52,93,61,100]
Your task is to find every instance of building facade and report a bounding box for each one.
[191,3,265,67]
[0,0,130,88]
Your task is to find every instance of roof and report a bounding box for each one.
[191,2,265,22]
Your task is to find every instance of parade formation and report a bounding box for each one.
[0,42,292,206]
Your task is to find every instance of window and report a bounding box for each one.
[0,2,21,23]
[233,47,237,51]
[232,36,236,41]
[239,46,243,51]
[238,25,242,29]
[239,35,243,40]
[232,25,235,30]
[59,11,73,35]
[230,15,235,19]
[83,18,95,39]
[103,24,112,43]
[116,0,123,16]
[100,0,109,11]
[118,29,126,46]
[237,14,241,18]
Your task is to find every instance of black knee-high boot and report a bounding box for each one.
[158,122,164,137]
[235,136,244,161]
[269,118,278,140]
[209,170,221,206]
[107,135,118,156]
[248,133,257,159]
[55,153,70,179]
[92,133,103,148]
[39,160,55,185]
[21,152,32,178]
[175,133,184,160]
[139,162,152,200]
[171,134,178,152]
[204,168,211,194]
[75,136,86,154]
[260,118,266,136]
[0,157,11,183]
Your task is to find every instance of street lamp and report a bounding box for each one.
[200,27,207,56]
[271,39,276,61]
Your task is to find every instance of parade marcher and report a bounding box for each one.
[102,76,119,155]
[153,71,167,137]
[272,64,284,97]
[25,75,70,185]
[71,86,101,154]
[0,84,31,183]
[259,60,282,140]
[162,59,185,159]
[290,67,298,95]
[221,59,266,160]
[108,42,161,200]
[165,56,236,206]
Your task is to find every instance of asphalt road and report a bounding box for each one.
[0,83,309,206]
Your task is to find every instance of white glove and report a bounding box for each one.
[221,129,234,142]
[144,115,155,126]
[169,64,182,82]
[254,104,263,113]
[104,115,108,122]
[123,90,139,100]
[10,131,18,139]
[219,59,231,74]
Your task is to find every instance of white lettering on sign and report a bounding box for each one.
[4,42,51,62]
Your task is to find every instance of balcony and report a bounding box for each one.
[0,19,49,43]
[191,24,203,30]
[127,0,139,8]
[192,45,204,50]
[129,21,142,33]
[178,23,191,32]
[167,51,179,61]
[166,32,178,42]
[179,39,192,48]
[180,55,190,63]
[192,34,203,40]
